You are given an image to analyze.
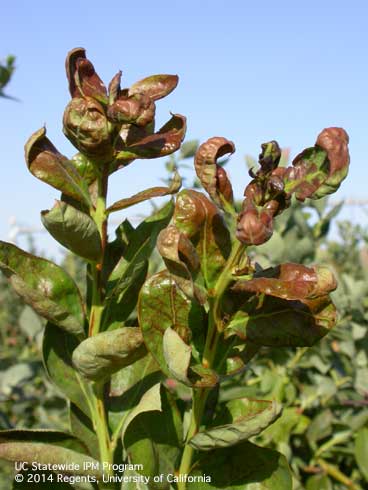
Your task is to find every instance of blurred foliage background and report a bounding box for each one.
[0,61,367,489]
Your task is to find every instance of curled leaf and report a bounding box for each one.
[226,294,336,347]
[285,127,350,200]
[314,127,350,198]
[129,74,179,101]
[173,190,231,288]
[194,136,235,207]
[0,241,85,336]
[190,398,282,451]
[41,200,102,262]
[236,202,275,246]
[65,47,107,102]
[63,97,112,160]
[72,327,146,381]
[25,127,91,206]
[138,271,213,386]
[157,224,201,301]
[107,171,181,213]
[107,92,155,127]
[232,263,337,300]
[116,114,186,160]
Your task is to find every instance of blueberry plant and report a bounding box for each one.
[0,48,350,490]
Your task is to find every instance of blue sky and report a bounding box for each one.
[1,0,367,257]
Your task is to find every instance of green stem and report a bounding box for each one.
[87,168,113,473]
[177,240,247,489]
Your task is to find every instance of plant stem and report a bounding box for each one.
[177,240,246,488]
[88,168,113,472]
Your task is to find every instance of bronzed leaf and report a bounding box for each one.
[41,200,102,262]
[102,201,173,330]
[116,114,186,160]
[107,171,181,213]
[232,263,337,300]
[194,137,235,208]
[129,74,179,101]
[138,271,215,386]
[226,295,336,347]
[25,127,91,206]
[173,190,231,288]
[0,242,85,336]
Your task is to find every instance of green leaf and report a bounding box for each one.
[163,327,192,384]
[306,474,332,490]
[188,441,292,489]
[107,171,181,213]
[0,242,85,336]
[41,201,102,262]
[123,384,183,489]
[107,353,161,436]
[179,140,199,159]
[226,295,336,347]
[173,190,231,288]
[43,323,92,417]
[189,398,282,451]
[19,305,43,340]
[25,127,91,206]
[102,201,173,330]
[139,271,214,386]
[69,403,99,461]
[355,426,368,481]
[0,430,101,477]
[72,327,146,382]
[232,263,337,301]
[116,114,186,160]
[129,74,179,101]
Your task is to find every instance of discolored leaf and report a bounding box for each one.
[226,295,336,347]
[102,201,174,330]
[72,327,146,382]
[25,127,91,206]
[65,47,107,102]
[313,127,350,198]
[43,323,92,417]
[41,200,102,262]
[232,263,337,301]
[138,271,213,386]
[188,441,292,489]
[116,114,186,160]
[190,398,282,451]
[157,224,203,301]
[0,430,101,478]
[194,137,235,208]
[63,97,112,160]
[70,152,98,185]
[0,242,85,336]
[129,74,179,101]
[107,171,181,213]
[284,146,328,201]
[173,190,231,288]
